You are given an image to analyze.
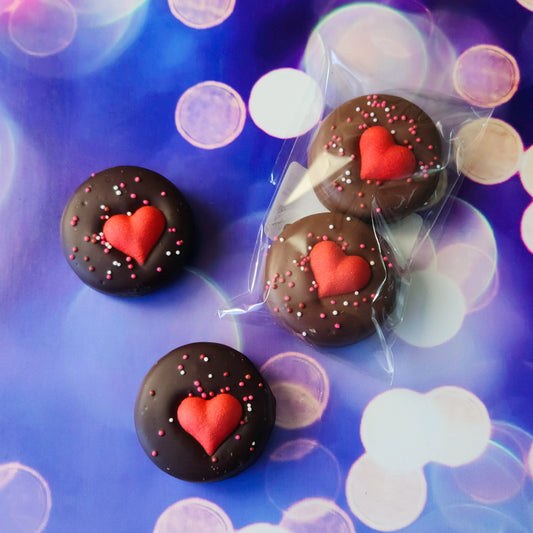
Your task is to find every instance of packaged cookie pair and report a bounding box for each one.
[222,11,491,366]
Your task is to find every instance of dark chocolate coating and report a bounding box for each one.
[134,343,276,482]
[264,212,397,347]
[308,94,444,221]
[60,166,193,296]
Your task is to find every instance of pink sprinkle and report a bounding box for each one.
[120,182,125,188]
[135,176,141,182]
[334,323,341,329]
[156,267,162,272]
[151,450,158,457]
[130,193,137,199]
[158,430,165,436]
[131,274,136,279]
[347,117,352,122]
[235,435,241,440]
[194,380,200,386]
[183,354,189,360]
[225,386,231,392]
[201,392,207,398]
[320,313,326,318]
[85,187,91,193]
[143,200,149,205]
[161,191,166,196]
[238,381,244,387]
[69,254,74,260]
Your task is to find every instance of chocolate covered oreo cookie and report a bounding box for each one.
[308,94,444,221]
[134,342,276,482]
[60,166,194,296]
[264,212,397,347]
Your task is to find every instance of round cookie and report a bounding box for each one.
[60,166,194,296]
[134,342,276,482]
[307,94,444,221]
[264,212,397,347]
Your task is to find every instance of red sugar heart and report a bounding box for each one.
[360,125,416,181]
[309,240,371,299]
[103,205,165,264]
[177,394,243,456]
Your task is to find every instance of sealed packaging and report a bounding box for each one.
[221,1,493,375]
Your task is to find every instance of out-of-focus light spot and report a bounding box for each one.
[260,352,329,429]
[437,244,497,312]
[388,214,436,271]
[266,439,341,511]
[0,0,15,14]
[0,462,52,533]
[238,525,290,533]
[168,0,235,29]
[453,441,527,504]
[434,197,498,312]
[453,45,520,108]
[175,81,246,149]
[456,118,524,185]
[153,498,233,533]
[345,453,427,532]
[360,389,435,471]
[248,68,324,139]
[393,269,466,348]
[528,441,533,477]
[303,3,428,96]
[519,145,533,196]
[426,386,491,467]
[8,0,77,57]
[279,498,356,533]
[68,0,148,26]
[0,115,17,207]
[516,0,533,11]
[520,201,533,254]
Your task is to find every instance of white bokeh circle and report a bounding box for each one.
[249,68,324,139]
[393,269,467,347]
[345,453,427,532]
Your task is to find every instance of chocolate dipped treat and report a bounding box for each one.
[134,342,276,482]
[60,166,194,296]
[264,212,397,347]
[307,94,444,221]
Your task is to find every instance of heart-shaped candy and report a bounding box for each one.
[309,240,371,299]
[103,205,165,264]
[360,125,416,181]
[177,394,243,456]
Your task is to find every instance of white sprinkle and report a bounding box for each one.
[302,331,307,336]
[175,250,181,255]
[332,310,338,316]
[345,170,351,176]
[329,224,334,229]
[180,370,185,375]
[346,179,352,184]
[297,312,302,317]
[344,301,349,306]
[370,260,375,266]
[166,251,171,256]
[169,418,174,423]
[115,190,122,196]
